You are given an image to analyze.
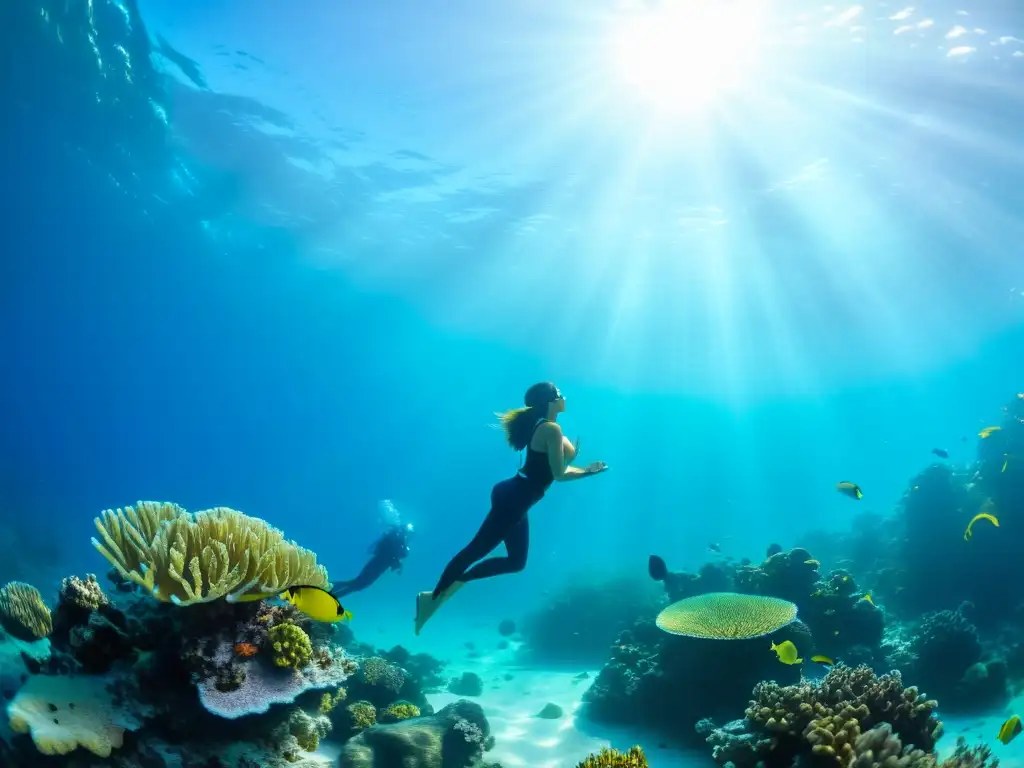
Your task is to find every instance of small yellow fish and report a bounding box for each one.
[836,481,863,500]
[804,559,821,568]
[979,426,1001,439]
[771,640,802,665]
[834,630,840,636]
[811,655,835,666]
[1003,455,1010,473]
[280,585,353,623]
[997,714,1022,745]
[963,512,999,542]
[860,594,874,606]
[842,576,850,582]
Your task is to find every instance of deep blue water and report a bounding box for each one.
[2,0,1024,633]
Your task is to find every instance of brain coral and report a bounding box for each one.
[0,582,52,641]
[656,592,798,639]
[92,501,329,605]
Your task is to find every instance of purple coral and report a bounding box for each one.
[196,642,351,719]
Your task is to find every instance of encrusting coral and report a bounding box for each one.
[91,501,330,605]
[576,745,648,767]
[269,621,313,670]
[379,701,420,722]
[0,582,52,641]
[59,574,107,611]
[346,700,377,730]
[359,655,406,693]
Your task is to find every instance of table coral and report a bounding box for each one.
[6,673,142,758]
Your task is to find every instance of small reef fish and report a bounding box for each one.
[648,555,669,582]
[281,585,354,623]
[708,542,722,553]
[963,512,999,542]
[811,655,835,667]
[997,714,1022,745]
[1003,455,1010,473]
[979,426,1001,439]
[860,594,874,606]
[931,448,949,459]
[771,640,802,665]
[836,482,863,500]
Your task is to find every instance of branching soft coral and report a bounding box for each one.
[92,501,330,605]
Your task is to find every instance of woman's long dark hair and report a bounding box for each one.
[497,382,559,451]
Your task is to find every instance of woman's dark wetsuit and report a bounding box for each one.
[432,418,554,597]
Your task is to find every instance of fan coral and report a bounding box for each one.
[91,501,330,605]
[655,592,797,639]
[576,745,648,767]
[59,574,107,611]
[0,581,52,640]
[269,621,312,670]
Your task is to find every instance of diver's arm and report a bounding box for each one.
[544,423,605,481]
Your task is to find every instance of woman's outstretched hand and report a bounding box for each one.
[586,461,608,475]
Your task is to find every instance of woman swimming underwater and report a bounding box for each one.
[414,382,607,634]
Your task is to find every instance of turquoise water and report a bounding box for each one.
[2,1,1024,766]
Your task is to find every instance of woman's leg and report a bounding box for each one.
[432,480,527,597]
[459,514,529,582]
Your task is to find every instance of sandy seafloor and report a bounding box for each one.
[308,607,1024,768]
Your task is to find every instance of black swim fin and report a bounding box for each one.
[648,555,668,582]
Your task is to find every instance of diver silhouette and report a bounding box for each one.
[331,522,412,599]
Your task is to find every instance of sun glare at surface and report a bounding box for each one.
[609,0,769,113]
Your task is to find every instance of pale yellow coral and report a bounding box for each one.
[0,582,52,640]
[91,501,330,605]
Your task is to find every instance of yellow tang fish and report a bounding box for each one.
[280,585,354,624]
[771,640,802,665]
[979,426,1001,439]
[997,714,1021,745]
[860,594,875,606]
[811,655,835,666]
[836,481,863,500]
[963,512,999,542]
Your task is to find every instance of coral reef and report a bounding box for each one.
[575,745,648,767]
[91,501,330,605]
[0,582,52,641]
[702,663,943,768]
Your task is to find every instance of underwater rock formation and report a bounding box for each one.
[519,574,662,664]
[581,616,810,744]
[338,699,494,768]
